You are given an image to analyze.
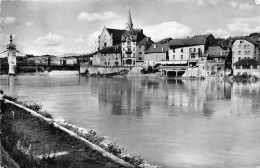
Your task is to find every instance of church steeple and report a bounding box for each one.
[126,7,133,30]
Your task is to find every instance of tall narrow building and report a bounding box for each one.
[7,35,16,75]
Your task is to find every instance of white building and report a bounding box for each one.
[232,37,260,66]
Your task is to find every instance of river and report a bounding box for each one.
[1,71,260,168]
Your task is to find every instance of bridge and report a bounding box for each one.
[0,35,79,75]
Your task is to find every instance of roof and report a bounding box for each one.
[99,45,121,54]
[204,46,229,58]
[157,37,173,44]
[106,28,126,45]
[192,34,213,40]
[168,38,207,47]
[145,43,169,53]
[137,37,154,46]
[121,29,146,42]
[233,59,259,66]
[233,36,259,46]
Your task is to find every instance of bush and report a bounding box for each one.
[141,66,159,74]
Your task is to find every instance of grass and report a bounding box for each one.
[3,95,150,167]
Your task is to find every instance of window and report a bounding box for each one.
[116,57,118,60]
[133,53,135,57]
[172,55,175,60]
[181,48,183,52]
[133,47,135,51]
[233,57,234,61]
[244,51,247,55]
[139,46,141,49]
[139,57,142,60]
[191,55,195,59]
[127,41,131,45]
[248,45,251,49]
[104,42,107,47]
[235,66,240,69]
[242,65,250,69]
[238,57,241,60]
[238,45,241,49]
[238,51,241,55]
[189,48,192,52]
[173,49,175,53]
[244,45,247,49]
[253,65,258,69]
[123,53,125,57]
[240,40,243,44]
[248,51,250,55]
[194,48,196,52]
[181,55,183,59]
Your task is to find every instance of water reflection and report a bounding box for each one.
[97,78,233,119]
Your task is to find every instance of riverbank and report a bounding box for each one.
[1,97,156,168]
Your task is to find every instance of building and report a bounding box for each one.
[167,34,216,67]
[198,46,230,77]
[233,59,260,78]
[144,43,169,66]
[121,29,147,66]
[232,37,260,66]
[121,8,148,66]
[99,45,122,66]
[135,37,154,66]
[98,27,125,50]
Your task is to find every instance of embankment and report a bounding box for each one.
[1,98,157,168]
[80,64,131,76]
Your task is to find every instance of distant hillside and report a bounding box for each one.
[215,32,260,48]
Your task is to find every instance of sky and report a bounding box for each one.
[0,0,260,56]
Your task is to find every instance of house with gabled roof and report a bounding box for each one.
[198,46,230,77]
[135,37,153,66]
[144,43,169,66]
[231,36,260,66]
[98,27,125,50]
[167,34,216,67]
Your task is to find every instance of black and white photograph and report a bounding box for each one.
[0,0,260,167]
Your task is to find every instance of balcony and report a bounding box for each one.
[125,50,132,54]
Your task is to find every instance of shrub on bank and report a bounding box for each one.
[3,96,53,119]
[141,66,159,74]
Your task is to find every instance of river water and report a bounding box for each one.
[1,71,260,168]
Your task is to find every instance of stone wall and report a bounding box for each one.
[80,64,131,75]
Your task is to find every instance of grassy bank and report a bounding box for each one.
[2,96,156,168]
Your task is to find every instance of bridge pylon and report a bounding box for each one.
[7,35,16,75]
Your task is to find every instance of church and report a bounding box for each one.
[92,8,153,66]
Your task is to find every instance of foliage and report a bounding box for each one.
[3,95,18,102]
[141,66,159,74]
[42,147,56,165]
[25,103,42,112]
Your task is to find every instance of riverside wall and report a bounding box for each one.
[80,64,131,75]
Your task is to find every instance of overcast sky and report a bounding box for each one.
[0,0,260,56]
